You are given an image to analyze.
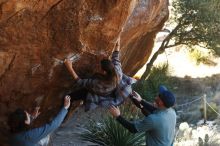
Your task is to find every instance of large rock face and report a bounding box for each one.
[0,0,169,144]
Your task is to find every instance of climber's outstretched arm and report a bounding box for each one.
[64,59,79,80]
[114,37,120,52]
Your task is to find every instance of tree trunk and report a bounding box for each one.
[140,46,166,80]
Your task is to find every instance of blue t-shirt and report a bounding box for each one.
[134,108,176,146]
[10,108,68,146]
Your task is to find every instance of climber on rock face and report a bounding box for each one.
[8,95,71,146]
[64,37,136,111]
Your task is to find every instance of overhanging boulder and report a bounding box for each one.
[0,0,169,144]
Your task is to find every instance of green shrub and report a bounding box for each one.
[79,104,145,146]
[189,49,216,66]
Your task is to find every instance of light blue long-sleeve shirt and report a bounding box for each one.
[134,108,176,146]
[10,107,68,146]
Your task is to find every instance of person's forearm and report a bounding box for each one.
[140,100,157,113]
[114,44,120,51]
[66,66,79,80]
[116,116,138,133]
[26,107,68,142]
[130,96,142,108]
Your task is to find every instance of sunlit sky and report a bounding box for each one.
[135,33,220,78]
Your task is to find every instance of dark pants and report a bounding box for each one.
[68,88,88,102]
[68,88,90,111]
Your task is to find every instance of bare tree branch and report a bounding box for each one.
[139,21,184,80]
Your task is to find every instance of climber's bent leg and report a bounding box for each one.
[68,88,88,102]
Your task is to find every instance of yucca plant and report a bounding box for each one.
[198,134,220,146]
[80,103,145,146]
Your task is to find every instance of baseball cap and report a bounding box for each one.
[158,85,175,108]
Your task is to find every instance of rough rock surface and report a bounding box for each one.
[0,0,169,144]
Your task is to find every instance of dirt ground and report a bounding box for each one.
[51,107,107,146]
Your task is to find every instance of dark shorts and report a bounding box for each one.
[68,88,88,101]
